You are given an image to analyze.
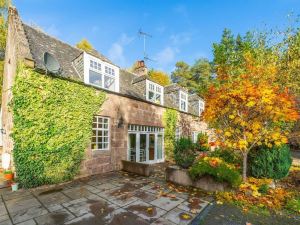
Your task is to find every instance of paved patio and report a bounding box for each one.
[0,169,212,225]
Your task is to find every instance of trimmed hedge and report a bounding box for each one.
[11,64,106,188]
[249,144,292,180]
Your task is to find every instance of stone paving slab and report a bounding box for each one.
[15,219,36,225]
[0,170,212,225]
[150,196,185,211]
[34,208,75,225]
[0,215,10,223]
[6,197,41,214]
[125,200,167,223]
[10,205,48,224]
[164,207,195,225]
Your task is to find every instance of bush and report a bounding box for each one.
[249,144,292,180]
[210,148,242,165]
[189,156,242,188]
[195,132,210,152]
[174,137,196,169]
[285,197,300,213]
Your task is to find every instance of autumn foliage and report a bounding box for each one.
[204,55,299,180]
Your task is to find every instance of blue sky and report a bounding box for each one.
[14,0,300,73]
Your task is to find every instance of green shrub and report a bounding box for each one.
[189,156,242,188]
[195,132,209,152]
[258,184,269,194]
[249,144,292,180]
[12,64,106,188]
[285,197,300,213]
[174,137,196,169]
[210,148,242,165]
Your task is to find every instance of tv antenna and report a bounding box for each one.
[138,29,155,62]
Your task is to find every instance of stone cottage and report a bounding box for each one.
[0,7,208,177]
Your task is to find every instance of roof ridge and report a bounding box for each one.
[22,23,83,54]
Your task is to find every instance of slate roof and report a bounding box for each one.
[21,23,202,116]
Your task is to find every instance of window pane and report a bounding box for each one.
[157,134,163,159]
[104,75,115,91]
[89,70,102,87]
[129,134,136,162]
[149,91,155,101]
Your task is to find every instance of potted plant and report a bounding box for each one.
[3,170,13,181]
[11,180,19,192]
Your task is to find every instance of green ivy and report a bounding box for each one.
[163,108,177,160]
[11,64,106,188]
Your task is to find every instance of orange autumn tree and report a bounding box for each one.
[204,56,299,181]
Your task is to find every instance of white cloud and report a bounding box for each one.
[170,32,191,45]
[108,43,125,66]
[108,33,135,67]
[155,47,178,67]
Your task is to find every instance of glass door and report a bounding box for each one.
[149,134,155,161]
[128,133,136,162]
[140,134,147,162]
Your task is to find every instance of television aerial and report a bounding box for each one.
[138,29,155,62]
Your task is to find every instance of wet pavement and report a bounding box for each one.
[0,170,212,225]
[198,203,300,225]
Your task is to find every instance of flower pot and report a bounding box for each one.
[11,183,19,192]
[4,173,13,181]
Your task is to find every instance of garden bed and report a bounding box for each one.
[121,160,154,177]
[165,165,230,192]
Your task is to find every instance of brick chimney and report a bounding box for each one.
[133,60,148,76]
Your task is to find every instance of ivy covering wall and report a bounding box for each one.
[11,64,106,188]
[163,109,178,160]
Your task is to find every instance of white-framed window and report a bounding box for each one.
[84,53,119,92]
[179,91,188,112]
[175,127,181,140]
[192,131,199,143]
[91,116,110,151]
[146,80,164,105]
[199,100,205,115]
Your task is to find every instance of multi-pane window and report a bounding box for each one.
[91,116,109,151]
[175,127,181,140]
[192,131,199,143]
[180,91,188,112]
[199,100,205,115]
[146,80,164,105]
[88,59,116,91]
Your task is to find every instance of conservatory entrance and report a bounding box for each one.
[128,124,164,163]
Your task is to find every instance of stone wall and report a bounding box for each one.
[78,92,208,177]
[1,7,32,165]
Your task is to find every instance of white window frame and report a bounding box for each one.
[128,125,164,163]
[83,52,120,92]
[199,100,205,115]
[192,131,198,143]
[91,116,110,151]
[146,80,164,105]
[179,90,188,112]
[175,127,181,141]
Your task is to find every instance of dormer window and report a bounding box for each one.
[146,80,164,105]
[199,100,205,115]
[179,91,188,112]
[84,53,119,92]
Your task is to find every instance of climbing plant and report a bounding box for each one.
[11,64,106,188]
[163,109,178,160]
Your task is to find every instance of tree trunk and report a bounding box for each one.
[242,153,248,182]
